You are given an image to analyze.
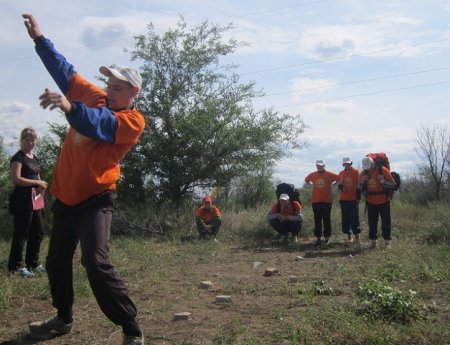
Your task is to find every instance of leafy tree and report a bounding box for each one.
[227,164,275,209]
[415,124,450,200]
[0,136,13,206]
[128,17,307,206]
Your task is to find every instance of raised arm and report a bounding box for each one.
[23,14,42,39]
[23,13,76,94]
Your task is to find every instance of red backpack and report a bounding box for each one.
[365,152,401,193]
[366,152,390,171]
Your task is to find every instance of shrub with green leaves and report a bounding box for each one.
[356,278,420,324]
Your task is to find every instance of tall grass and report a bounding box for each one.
[0,201,449,344]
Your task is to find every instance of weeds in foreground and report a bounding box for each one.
[356,278,421,324]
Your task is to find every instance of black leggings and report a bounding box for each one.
[8,208,44,271]
[312,202,332,238]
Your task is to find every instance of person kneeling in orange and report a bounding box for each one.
[195,196,222,241]
[267,193,303,243]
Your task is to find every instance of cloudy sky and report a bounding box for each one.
[1,0,449,187]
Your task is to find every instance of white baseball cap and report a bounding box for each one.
[342,157,352,165]
[362,157,374,170]
[279,193,290,201]
[316,159,325,166]
[99,66,142,90]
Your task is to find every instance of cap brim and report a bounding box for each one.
[99,66,112,77]
[99,66,128,83]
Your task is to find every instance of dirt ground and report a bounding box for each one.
[0,237,367,345]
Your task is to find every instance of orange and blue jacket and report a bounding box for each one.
[34,36,145,206]
[304,170,339,203]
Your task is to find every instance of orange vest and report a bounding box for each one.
[360,166,395,205]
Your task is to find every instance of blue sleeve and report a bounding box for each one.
[67,101,117,143]
[34,36,76,95]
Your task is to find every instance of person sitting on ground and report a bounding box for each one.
[267,193,303,243]
[195,196,222,241]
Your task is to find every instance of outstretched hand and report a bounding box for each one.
[39,88,73,113]
[22,14,42,39]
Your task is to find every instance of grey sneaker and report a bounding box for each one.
[18,267,34,277]
[29,315,72,340]
[31,264,46,273]
[123,334,144,345]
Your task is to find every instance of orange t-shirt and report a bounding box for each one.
[338,167,360,201]
[50,73,145,206]
[196,205,221,224]
[360,166,395,205]
[305,170,339,203]
[270,201,302,215]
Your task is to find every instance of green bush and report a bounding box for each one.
[356,278,421,324]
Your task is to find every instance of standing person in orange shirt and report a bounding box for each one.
[304,160,339,246]
[195,196,222,241]
[359,157,396,249]
[22,14,144,344]
[337,157,362,243]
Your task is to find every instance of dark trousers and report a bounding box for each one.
[339,200,361,235]
[269,219,302,236]
[47,191,137,326]
[196,218,222,238]
[367,202,391,240]
[312,202,332,238]
[8,209,44,271]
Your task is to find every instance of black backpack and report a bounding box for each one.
[276,183,301,211]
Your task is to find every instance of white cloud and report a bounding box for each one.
[289,77,337,99]
[296,21,428,60]
[0,101,64,149]
[375,14,423,25]
[301,100,356,113]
